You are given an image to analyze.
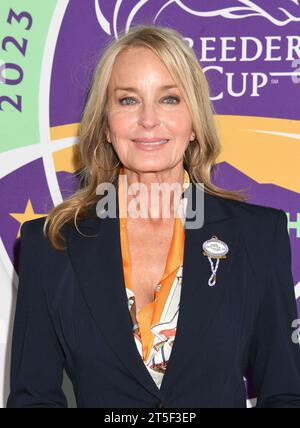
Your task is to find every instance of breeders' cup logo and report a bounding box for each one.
[95,0,300,99]
[96,0,300,34]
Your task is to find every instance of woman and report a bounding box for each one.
[6,25,300,408]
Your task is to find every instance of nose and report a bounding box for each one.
[137,103,161,128]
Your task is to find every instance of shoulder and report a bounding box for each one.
[19,217,48,252]
[212,194,285,233]
[20,216,47,236]
[209,195,288,274]
[218,193,283,217]
[20,216,70,255]
[19,218,72,296]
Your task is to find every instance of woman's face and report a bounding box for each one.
[106,47,195,173]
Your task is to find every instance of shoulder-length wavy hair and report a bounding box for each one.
[44,24,248,250]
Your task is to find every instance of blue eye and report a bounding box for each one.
[119,96,180,105]
[119,97,135,105]
[164,96,180,104]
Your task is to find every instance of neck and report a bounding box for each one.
[118,166,187,222]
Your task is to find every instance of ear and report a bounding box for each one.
[105,129,111,143]
[190,131,196,141]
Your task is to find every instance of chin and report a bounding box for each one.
[131,164,170,173]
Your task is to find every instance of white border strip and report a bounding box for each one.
[0,237,18,291]
[0,137,78,180]
[295,281,300,300]
[39,0,70,207]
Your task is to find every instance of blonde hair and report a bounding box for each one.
[44,24,248,250]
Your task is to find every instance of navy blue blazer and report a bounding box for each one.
[6,180,300,408]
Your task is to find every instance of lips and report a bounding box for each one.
[133,138,169,143]
[132,138,170,151]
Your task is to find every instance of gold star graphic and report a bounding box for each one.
[10,199,47,238]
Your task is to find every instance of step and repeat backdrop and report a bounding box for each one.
[0,0,299,407]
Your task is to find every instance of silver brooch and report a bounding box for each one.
[202,235,229,286]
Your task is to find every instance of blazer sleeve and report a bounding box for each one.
[248,209,300,408]
[6,220,68,408]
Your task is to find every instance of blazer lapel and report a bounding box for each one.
[159,183,241,395]
[67,178,240,401]
[67,178,165,399]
